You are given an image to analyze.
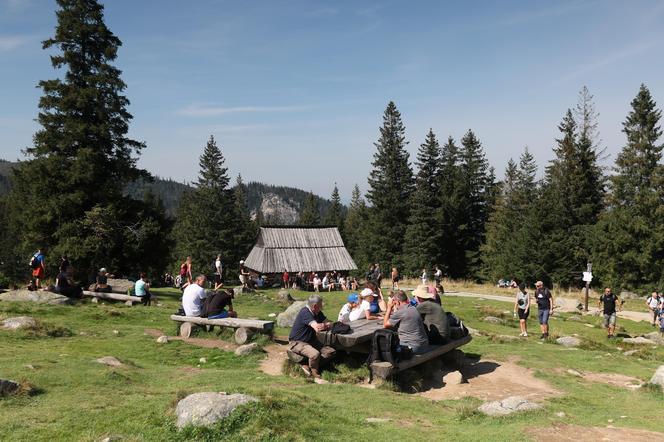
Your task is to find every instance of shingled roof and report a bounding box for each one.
[244,226,357,273]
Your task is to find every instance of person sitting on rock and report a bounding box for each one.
[383,290,430,355]
[134,272,152,306]
[94,268,114,293]
[182,275,208,316]
[55,265,83,298]
[338,293,360,322]
[288,295,335,378]
[203,289,237,319]
[413,285,449,345]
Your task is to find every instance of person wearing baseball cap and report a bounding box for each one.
[338,293,360,323]
[413,285,449,344]
[348,288,381,321]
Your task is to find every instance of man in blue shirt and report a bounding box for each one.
[288,295,335,378]
[134,272,152,306]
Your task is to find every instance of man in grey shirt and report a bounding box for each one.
[413,285,449,344]
[383,290,430,354]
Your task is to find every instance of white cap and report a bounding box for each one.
[360,288,376,298]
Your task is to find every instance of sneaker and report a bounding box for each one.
[523,332,528,337]
[300,365,312,377]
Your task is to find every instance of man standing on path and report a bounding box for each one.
[288,295,335,378]
[599,287,622,339]
[646,292,660,327]
[534,281,553,339]
[30,248,46,289]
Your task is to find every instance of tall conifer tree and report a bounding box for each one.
[366,102,414,268]
[324,184,344,233]
[343,184,369,271]
[437,136,464,277]
[299,192,320,225]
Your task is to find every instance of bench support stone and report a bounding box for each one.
[179,322,194,339]
[234,327,255,345]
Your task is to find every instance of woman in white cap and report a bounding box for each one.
[239,260,250,288]
[349,288,382,321]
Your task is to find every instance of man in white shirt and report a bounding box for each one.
[182,275,208,316]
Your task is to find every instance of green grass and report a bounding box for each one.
[0,286,663,441]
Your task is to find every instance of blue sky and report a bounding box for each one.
[1,0,663,201]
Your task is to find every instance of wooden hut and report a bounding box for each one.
[244,226,357,273]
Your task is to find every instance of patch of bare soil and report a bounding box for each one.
[557,368,643,390]
[419,359,561,402]
[525,424,664,442]
[260,344,288,376]
[143,328,237,351]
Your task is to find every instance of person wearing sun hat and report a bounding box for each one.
[349,288,381,321]
[338,293,360,322]
[413,285,449,344]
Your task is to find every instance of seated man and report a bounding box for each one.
[182,275,208,316]
[55,265,83,298]
[383,290,430,355]
[204,289,237,319]
[288,295,336,378]
[338,293,360,322]
[412,285,449,345]
[134,272,152,306]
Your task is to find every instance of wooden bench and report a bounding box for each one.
[82,290,144,306]
[370,335,472,381]
[170,315,275,344]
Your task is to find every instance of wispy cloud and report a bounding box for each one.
[0,35,29,51]
[178,104,311,117]
[559,40,657,83]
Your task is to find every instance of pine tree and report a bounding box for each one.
[403,129,442,273]
[437,136,464,277]
[172,136,235,273]
[343,184,369,272]
[457,130,493,278]
[8,0,168,278]
[365,102,415,268]
[299,192,320,225]
[594,84,664,289]
[323,184,344,232]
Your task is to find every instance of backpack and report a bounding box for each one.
[29,254,41,269]
[330,321,351,334]
[368,329,399,365]
[446,312,469,339]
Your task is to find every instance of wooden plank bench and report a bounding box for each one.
[170,315,275,344]
[82,290,144,306]
[370,335,472,381]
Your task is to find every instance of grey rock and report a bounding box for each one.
[643,332,664,345]
[366,417,390,423]
[467,326,482,337]
[96,356,123,367]
[623,350,638,356]
[98,436,124,442]
[277,289,297,303]
[2,316,37,330]
[156,335,168,344]
[619,291,643,300]
[443,370,464,385]
[483,316,505,325]
[0,379,20,396]
[478,396,542,416]
[0,289,75,305]
[234,343,258,356]
[554,297,583,312]
[649,365,664,388]
[175,392,258,428]
[565,315,582,322]
[277,301,308,328]
[556,336,581,348]
[106,278,134,294]
[566,369,583,377]
[233,286,255,296]
[623,337,656,345]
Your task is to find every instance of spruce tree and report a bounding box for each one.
[437,136,464,277]
[172,136,235,273]
[594,84,664,288]
[343,184,369,271]
[298,192,320,225]
[9,0,166,278]
[323,184,344,232]
[365,102,414,268]
[403,129,442,273]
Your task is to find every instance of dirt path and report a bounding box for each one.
[260,344,288,376]
[143,328,237,351]
[555,368,643,390]
[420,358,561,402]
[525,424,664,441]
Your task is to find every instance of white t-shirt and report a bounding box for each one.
[349,300,371,321]
[323,276,331,287]
[313,277,321,286]
[647,296,660,308]
[182,284,207,316]
[215,259,222,274]
[338,303,353,322]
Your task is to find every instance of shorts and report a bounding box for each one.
[518,308,529,320]
[603,312,617,327]
[208,310,229,319]
[239,275,246,284]
[537,308,550,325]
[32,267,44,279]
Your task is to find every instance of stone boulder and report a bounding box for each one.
[96,356,123,367]
[483,316,505,325]
[234,343,259,356]
[554,297,583,313]
[478,396,542,416]
[175,392,258,428]
[156,336,169,344]
[233,286,255,296]
[0,379,20,397]
[643,332,664,345]
[106,278,135,294]
[0,289,75,305]
[649,365,664,388]
[556,336,581,348]
[620,291,643,300]
[442,370,464,385]
[277,289,297,303]
[277,301,308,328]
[623,337,656,345]
[2,316,37,330]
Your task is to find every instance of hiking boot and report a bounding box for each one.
[300,365,312,377]
[311,368,322,379]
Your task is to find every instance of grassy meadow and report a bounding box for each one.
[1,284,663,441]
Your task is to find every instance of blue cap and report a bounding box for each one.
[347,293,359,303]
[409,298,418,306]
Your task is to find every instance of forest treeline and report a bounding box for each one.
[0,0,662,292]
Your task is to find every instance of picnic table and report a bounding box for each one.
[316,318,384,352]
